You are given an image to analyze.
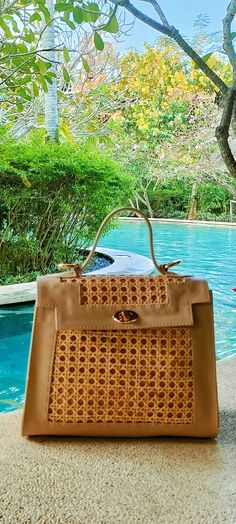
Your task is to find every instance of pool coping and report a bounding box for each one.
[121,217,236,226]
[0,248,154,306]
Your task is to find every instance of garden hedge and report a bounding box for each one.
[0,137,133,283]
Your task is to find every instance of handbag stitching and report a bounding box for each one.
[207,303,219,432]
[44,307,59,422]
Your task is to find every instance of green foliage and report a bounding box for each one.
[0,136,133,282]
[113,44,191,147]
[94,32,104,51]
[118,145,233,220]
[82,57,90,73]
[62,66,70,83]
[2,272,40,285]
[197,183,231,214]
[147,182,191,217]
[0,2,52,106]
[0,0,118,109]
[103,14,119,34]
[112,40,232,149]
[73,6,84,23]
[138,178,231,219]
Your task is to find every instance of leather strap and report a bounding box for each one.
[58,207,181,277]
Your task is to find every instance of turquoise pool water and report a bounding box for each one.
[1,220,236,412]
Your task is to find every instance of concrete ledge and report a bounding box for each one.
[121,217,236,227]
[0,248,154,306]
[0,358,235,523]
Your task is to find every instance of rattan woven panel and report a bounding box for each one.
[60,275,185,306]
[48,327,194,425]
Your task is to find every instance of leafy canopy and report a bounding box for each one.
[113,41,231,147]
[0,0,119,109]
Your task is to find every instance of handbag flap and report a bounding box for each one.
[36,274,211,329]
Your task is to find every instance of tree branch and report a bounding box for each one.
[0,55,32,86]
[140,0,169,26]
[223,0,236,75]
[215,87,236,179]
[0,0,20,14]
[113,0,229,94]
[207,173,236,198]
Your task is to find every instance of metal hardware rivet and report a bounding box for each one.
[113,310,138,324]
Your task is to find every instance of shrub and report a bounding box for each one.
[0,137,133,282]
[147,186,191,217]
[138,179,231,219]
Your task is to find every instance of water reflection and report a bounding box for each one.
[0,304,33,412]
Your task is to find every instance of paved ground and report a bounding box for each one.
[0,358,236,524]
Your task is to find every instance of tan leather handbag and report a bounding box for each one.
[22,207,219,438]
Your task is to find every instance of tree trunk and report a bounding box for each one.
[41,0,59,141]
[215,88,236,179]
[188,181,198,220]
[231,100,236,137]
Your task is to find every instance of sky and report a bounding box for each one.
[115,0,230,53]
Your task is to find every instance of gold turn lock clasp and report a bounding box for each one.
[113,310,139,324]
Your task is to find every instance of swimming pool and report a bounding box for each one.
[1,220,236,412]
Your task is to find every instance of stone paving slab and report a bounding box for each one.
[0,358,235,524]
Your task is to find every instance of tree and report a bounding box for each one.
[5,33,121,141]
[0,0,58,108]
[41,0,59,141]
[112,41,231,148]
[0,0,122,130]
[38,0,124,140]
[101,61,236,219]
[109,0,236,181]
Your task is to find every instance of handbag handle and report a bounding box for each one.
[58,207,181,277]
